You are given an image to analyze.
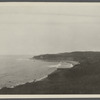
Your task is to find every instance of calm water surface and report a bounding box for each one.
[0,55,58,89]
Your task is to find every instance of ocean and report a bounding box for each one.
[0,55,58,89]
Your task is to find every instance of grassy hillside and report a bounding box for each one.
[0,51,100,94]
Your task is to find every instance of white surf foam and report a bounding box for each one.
[48,63,61,68]
[36,75,48,81]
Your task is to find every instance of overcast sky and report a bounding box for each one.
[0,3,100,55]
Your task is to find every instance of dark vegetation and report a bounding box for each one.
[0,51,100,94]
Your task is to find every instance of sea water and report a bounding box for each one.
[0,55,74,89]
[0,55,59,89]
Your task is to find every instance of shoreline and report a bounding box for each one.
[0,74,52,90]
[0,52,100,94]
[0,61,76,91]
[7,75,49,89]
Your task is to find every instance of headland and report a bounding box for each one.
[0,51,100,94]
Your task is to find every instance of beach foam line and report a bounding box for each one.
[7,82,30,88]
[0,82,27,89]
[48,63,61,68]
[36,75,48,82]
[0,61,80,90]
[0,62,77,90]
[5,76,48,88]
[0,75,49,89]
[68,63,73,68]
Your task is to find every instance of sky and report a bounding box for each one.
[0,3,100,55]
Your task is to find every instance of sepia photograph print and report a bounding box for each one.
[0,2,100,96]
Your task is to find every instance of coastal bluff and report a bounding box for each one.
[33,51,100,63]
[1,51,100,94]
